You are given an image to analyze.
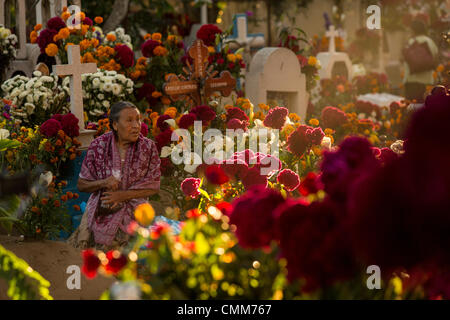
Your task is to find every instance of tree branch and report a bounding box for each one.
[103,0,131,33]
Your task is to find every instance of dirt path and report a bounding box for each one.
[0,235,115,300]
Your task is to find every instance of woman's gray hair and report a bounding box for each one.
[109,101,138,134]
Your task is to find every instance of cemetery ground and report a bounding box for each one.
[0,0,449,301]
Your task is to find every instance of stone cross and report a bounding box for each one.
[164,40,236,106]
[325,25,338,53]
[52,45,96,147]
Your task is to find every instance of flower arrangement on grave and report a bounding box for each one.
[1,72,69,126]
[134,33,186,111]
[62,69,134,122]
[103,27,133,49]
[0,25,18,78]
[17,172,73,240]
[310,33,345,56]
[352,72,389,95]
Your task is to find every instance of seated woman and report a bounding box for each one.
[68,101,160,250]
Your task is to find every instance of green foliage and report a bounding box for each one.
[0,244,53,300]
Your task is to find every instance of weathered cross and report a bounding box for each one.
[52,45,97,147]
[325,25,339,54]
[163,39,236,106]
[225,14,265,51]
[0,0,27,59]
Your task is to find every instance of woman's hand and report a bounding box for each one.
[100,191,127,209]
[102,176,120,191]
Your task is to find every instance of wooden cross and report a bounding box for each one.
[163,39,236,106]
[52,45,97,131]
[325,25,338,54]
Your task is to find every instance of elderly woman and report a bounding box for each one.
[68,101,160,250]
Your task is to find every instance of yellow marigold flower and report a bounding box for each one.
[227,53,236,62]
[326,134,334,144]
[258,103,270,111]
[152,91,163,98]
[235,53,243,60]
[106,33,116,42]
[324,128,334,135]
[45,43,59,57]
[61,11,71,21]
[153,46,168,56]
[164,107,177,118]
[81,24,89,36]
[308,118,319,126]
[308,56,317,66]
[242,102,252,110]
[289,113,301,122]
[207,46,216,53]
[94,16,103,24]
[282,124,295,136]
[167,35,178,43]
[134,203,155,227]
[152,33,162,41]
[150,112,159,120]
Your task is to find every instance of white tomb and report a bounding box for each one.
[316,25,353,81]
[246,47,309,121]
[357,93,404,111]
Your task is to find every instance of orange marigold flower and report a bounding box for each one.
[137,57,147,65]
[61,181,67,187]
[62,11,71,21]
[164,107,177,118]
[55,139,63,146]
[73,193,79,199]
[34,24,42,31]
[161,96,171,105]
[30,30,38,39]
[151,33,162,41]
[81,24,89,36]
[66,191,74,199]
[54,200,61,207]
[106,34,116,42]
[73,205,81,211]
[69,153,76,160]
[41,198,49,205]
[164,73,176,81]
[58,27,70,40]
[94,16,103,24]
[61,195,68,202]
[31,206,40,213]
[153,45,168,56]
[144,33,152,40]
[152,91,163,99]
[45,43,59,57]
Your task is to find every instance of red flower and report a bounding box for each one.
[81,249,100,279]
[216,201,232,216]
[230,186,286,249]
[47,17,66,31]
[40,119,62,138]
[141,39,160,58]
[82,17,93,26]
[181,178,201,198]
[196,24,222,46]
[114,44,135,68]
[61,113,80,137]
[298,172,323,196]
[263,107,289,130]
[178,113,197,129]
[306,127,325,145]
[104,250,127,275]
[226,107,249,122]
[136,83,158,106]
[228,62,235,69]
[226,118,248,131]
[140,122,149,136]
[205,164,229,185]
[155,129,174,152]
[156,114,172,131]
[321,106,348,129]
[36,28,57,53]
[220,158,248,180]
[277,169,300,191]
[190,105,216,122]
[286,125,310,157]
[160,157,174,176]
[241,166,268,190]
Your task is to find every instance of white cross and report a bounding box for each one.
[52,45,97,131]
[325,25,339,54]
[195,0,211,25]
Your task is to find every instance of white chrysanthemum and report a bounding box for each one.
[25,103,35,114]
[103,100,110,108]
[98,93,104,100]
[92,78,100,88]
[33,71,42,77]
[112,84,122,95]
[0,128,10,140]
[103,83,112,92]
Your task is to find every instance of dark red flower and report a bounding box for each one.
[230,186,286,248]
[220,158,248,180]
[141,39,160,58]
[47,17,66,31]
[277,169,300,191]
[156,114,172,131]
[51,114,63,122]
[286,125,310,157]
[140,122,149,136]
[190,105,216,122]
[241,166,268,190]
[263,107,289,130]
[61,113,80,137]
[114,44,135,68]
[205,164,229,185]
[81,249,100,279]
[216,201,232,216]
[181,178,201,198]
[155,129,174,152]
[226,118,248,131]
[196,24,222,46]
[40,119,62,138]
[178,113,197,129]
[226,107,249,122]
[160,157,174,176]
[36,28,57,53]
[298,172,323,196]
[136,83,157,106]
[306,127,325,145]
[104,250,127,275]
[321,106,348,129]
[83,17,93,26]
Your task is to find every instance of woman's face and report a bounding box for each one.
[113,107,141,143]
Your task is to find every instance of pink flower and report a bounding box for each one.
[277,169,301,191]
[181,178,201,198]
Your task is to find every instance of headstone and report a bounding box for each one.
[246,47,309,121]
[316,25,353,81]
[357,92,404,111]
[52,45,97,149]
[225,13,265,57]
